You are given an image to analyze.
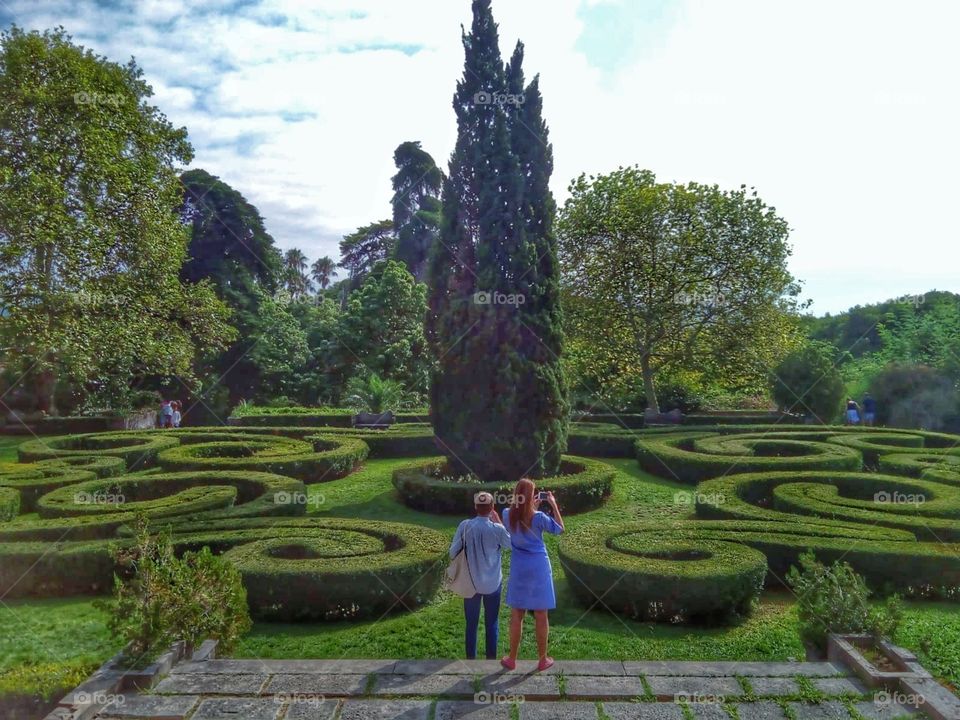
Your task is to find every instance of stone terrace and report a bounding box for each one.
[83,658,931,720]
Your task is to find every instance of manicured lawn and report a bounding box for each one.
[2,451,958,694]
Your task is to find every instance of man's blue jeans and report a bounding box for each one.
[464,585,501,659]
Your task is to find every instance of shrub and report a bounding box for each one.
[345,373,408,414]
[869,363,959,430]
[770,342,846,423]
[392,456,614,515]
[559,522,766,625]
[100,516,252,666]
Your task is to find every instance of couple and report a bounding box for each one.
[447,478,565,671]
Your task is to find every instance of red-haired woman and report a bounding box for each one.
[500,477,565,672]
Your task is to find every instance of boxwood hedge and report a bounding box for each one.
[392,455,614,515]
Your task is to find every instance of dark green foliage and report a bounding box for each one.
[392,455,613,515]
[391,141,442,281]
[770,342,846,422]
[559,523,767,625]
[0,487,18,522]
[339,261,432,397]
[786,552,903,651]
[869,363,959,430]
[100,517,251,666]
[428,0,568,482]
[339,220,395,291]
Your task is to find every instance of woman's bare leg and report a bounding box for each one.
[508,608,524,661]
[534,610,549,660]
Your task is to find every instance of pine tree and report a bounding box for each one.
[391,141,442,282]
[427,0,568,482]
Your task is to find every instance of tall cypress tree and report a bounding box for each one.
[427,0,568,482]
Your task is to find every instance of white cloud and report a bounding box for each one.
[3,0,957,313]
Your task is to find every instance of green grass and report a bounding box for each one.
[0,436,20,463]
[1,450,958,692]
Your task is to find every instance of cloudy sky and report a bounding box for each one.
[2,0,957,314]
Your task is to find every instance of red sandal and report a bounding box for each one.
[537,656,555,672]
[500,656,516,671]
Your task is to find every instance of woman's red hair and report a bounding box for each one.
[508,478,536,532]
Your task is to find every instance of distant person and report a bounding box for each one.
[862,394,876,426]
[171,401,182,428]
[846,398,861,425]
[501,479,564,672]
[159,399,173,429]
[448,491,511,660]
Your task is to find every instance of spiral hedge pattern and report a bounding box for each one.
[559,424,960,623]
[0,428,445,619]
[4,421,960,626]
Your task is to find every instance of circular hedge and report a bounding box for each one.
[558,523,767,623]
[18,432,180,470]
[392,455,614,515]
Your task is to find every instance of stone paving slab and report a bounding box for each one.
[99,694,199,719]
[338,699,431,720]
[283,697,340,719]
[602,703,685,720]
[564,675,646,699]
[730,700,790,719]
[849,699,922,718]
[786,701,852,719]
[391,659,627,676]
[478,673,561,699]
[811,677,869,697]
[623,662,843,677]
[747,677,802,696]
[520,701,599,719]
[688,703,731,720]
[373,673,477,697]
[190,698,283,720]
[645,675,743,700]
[171,658,397,675]
[152,672,268,695]
[435,700,514,719]
[265,672,367,696]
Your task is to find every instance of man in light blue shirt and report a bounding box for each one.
[449,491,511,659]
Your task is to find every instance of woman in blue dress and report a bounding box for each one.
[500,478,565,672]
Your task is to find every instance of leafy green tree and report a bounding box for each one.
[869,363,958,430]
[283,248,312,299]
[428,0,568,482]
[0,27,233,414]
[770,341,846,422]
[310,256,336,291]
[391,141,442,281]
[339,220,394,292]
[558,167,802,414]
[179,170,308,415]
[289,297,343,405]
[340,260,430,398]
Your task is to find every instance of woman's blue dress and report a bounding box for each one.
[503,509,563,610]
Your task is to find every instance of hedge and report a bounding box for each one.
[695,470,960,542]
[392,455,614,515]
[18,432,180,470]
[635,432,862,484]
[559,523,767,624]
[212,517,447,621]
[879,452,960,478]
[307,426,437,458]
[228,408,430,427]
[567,424,639,458]
[0,487,18,522]
[155,432,368,481]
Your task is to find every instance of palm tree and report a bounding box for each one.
[311,256,335,291]
[283,248,311,299]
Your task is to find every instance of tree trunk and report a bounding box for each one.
[34,367,57,416]
[641,355,659,414]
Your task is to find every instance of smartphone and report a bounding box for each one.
[537,491,549,501]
